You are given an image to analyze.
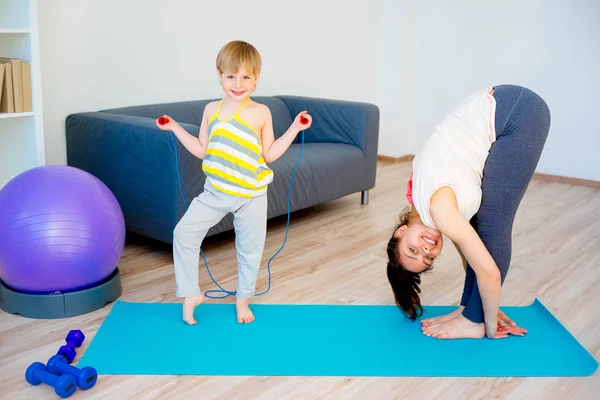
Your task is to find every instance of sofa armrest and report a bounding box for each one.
[275,95,380,188]
[65,112,203,243]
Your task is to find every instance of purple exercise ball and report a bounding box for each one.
[0,166,125,294]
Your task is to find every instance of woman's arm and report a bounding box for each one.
[430,187,501,338]
[452,240,468,271]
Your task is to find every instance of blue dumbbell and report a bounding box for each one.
[47,354,98,390]
[25,361,77,398]
[57,329,85,364]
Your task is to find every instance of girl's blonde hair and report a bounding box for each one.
[216,41,262,76]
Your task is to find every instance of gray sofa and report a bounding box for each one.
[65,95,379,244]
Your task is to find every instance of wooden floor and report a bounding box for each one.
[1,161,599,400]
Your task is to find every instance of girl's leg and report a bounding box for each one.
[233,193,268,298]
[232,192,268,323]
[462,85,551,323]
[173,193,228,298]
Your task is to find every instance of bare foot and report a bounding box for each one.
[236,298,255,324]
[421,306,464,327]
[422,314,485,339]
[182,293,205,325]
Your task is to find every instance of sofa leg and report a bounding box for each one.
[361,190,369,205]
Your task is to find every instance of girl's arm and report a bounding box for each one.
[157,103,214,160]
[430,187,501,338]
[261,107,311,163]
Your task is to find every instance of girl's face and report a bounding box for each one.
[218,66,257,102]
[394,222,444,273]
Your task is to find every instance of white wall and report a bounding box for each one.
[378,0,600,181]
[376,1,415,158]
[38,1,600,181]
[37,0,380,166]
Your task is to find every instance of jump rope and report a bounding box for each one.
[157,113,309,299]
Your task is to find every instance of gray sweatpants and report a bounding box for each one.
[173,181,267,299]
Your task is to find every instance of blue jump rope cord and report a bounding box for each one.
[170,130,305,299]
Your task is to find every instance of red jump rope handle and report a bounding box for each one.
[300,116,309,125]
[157,116,170,125]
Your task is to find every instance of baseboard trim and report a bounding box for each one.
[532,173,600,189]
[377,155,600,189]
[377,155,415,164]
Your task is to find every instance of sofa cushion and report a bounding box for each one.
[99,96,294,140]
[252,96,293,140]
[100,100,213,127]
[203,141,366,237]
[266,142,366,216]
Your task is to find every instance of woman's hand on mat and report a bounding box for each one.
[486,310,526,338]
[488,323,528,339]
[486,324,500,339]
[496,310,527,335]
[488,329,509,339]
[497,310,517,327]
[490,311,527,338]
[497,324,528,337]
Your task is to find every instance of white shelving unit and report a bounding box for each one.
[0,0,45,188]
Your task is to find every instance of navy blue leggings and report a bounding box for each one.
[460,85,551,323]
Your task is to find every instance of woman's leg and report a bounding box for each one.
[459,215,479,307]
[462,85,551,323]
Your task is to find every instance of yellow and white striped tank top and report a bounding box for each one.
[202,98,274,198]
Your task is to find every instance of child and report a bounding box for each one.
[156,40,312,325]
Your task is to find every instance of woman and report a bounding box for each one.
[387,84,551,339]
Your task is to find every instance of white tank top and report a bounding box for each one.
[406,88,497,229]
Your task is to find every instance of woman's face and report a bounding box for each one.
[394,222,444,273]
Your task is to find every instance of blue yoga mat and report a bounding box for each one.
[79,299,598,377]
